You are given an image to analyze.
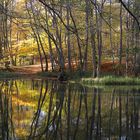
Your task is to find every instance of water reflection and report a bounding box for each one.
[0,79,139,140]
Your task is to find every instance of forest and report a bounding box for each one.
[0,1,140,140]
[0,0,140,79]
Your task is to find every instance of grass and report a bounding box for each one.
[81,76,140,85]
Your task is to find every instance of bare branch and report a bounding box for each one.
[119,0,140,30]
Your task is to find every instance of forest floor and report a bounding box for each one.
[11,61,126,74]
[0,64,58,79]
[0,61,133,79]
[11,64,43,74]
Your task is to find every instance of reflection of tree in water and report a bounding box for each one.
[107,89,140,140]
[29,84,140,140]
[28,81,66,140]
[0,80,16,140]
[0,79,47,140]
[0,80,139,140]
[28,80,48,139]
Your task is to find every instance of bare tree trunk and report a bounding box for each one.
[125,0,130,76]
[66,1,72,72]
[52,1,65,72]
[69,8,83,73]
[94,0,103,77]
[109,0,115,70]
[25,1,44,71]
[83,0,90,72]
[45,9,55,71]
[31,2,48,71]
[119,3,123,75]
[89,2,97,78]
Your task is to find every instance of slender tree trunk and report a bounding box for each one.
[45,9,55,71]
[69,8,83,73]
[25,1,44,71]
[119,3,123,75]
[125,0,130,76]
[83,0,90,72]
[52,2,65,72]
[89,2,97,78]
[66,2,72,72]
[109,0,115,70]
[94,0,103,77]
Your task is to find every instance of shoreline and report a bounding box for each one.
[0,71,140,86]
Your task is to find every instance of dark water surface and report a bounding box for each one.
[0,79,139,140]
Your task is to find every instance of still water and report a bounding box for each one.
[0,79,139,140]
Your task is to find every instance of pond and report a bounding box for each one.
[0,79,139,140]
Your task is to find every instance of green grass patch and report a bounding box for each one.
[81,76,140,85]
